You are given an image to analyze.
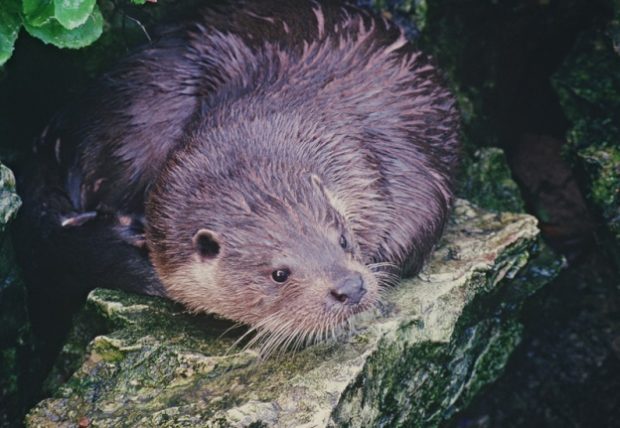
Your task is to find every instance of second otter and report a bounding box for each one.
[19,0,460,353]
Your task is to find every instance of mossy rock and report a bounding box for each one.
[457,147,525,213]
[552,27,620,259]
[0,162,27,426]
[26,200,557,427]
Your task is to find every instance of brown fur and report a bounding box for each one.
[20,0,460,355]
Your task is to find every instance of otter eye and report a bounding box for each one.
[339,234,348,249]
[271,268,290,283]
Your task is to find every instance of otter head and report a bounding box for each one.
[147,159,381,355]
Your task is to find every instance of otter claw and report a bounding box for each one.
[61,211,98,228]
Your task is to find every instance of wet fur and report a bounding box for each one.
[16,0,460,355]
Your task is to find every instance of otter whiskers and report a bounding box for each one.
[226,268,386,359]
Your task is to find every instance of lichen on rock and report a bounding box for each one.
[25,200,556,427]
[0,163,21,233]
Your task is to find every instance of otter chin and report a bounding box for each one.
[18,0,460,356]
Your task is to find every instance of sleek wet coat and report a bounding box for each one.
[16,0,459,337]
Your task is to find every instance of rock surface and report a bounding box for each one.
[0,163,26,426]
[458,147,525,214]
[26,200,547,427]
[552,22,620,264]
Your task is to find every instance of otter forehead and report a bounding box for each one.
[224,222,344,260]
[162,148,342,220]
[217,203,346,258]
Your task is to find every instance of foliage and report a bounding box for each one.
[0,0,110,66]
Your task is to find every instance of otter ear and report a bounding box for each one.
[192,229,221,261]
[309,174,349,219]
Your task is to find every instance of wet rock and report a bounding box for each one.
[450,250,619,428]
[458,147,525,214]
[552,24,620,263]
[26,200,554,427]
[0,163,26,427]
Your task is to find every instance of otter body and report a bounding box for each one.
[18,0,459,352]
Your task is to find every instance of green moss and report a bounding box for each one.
[331,318,524,427]
[578,145,620,235]
[457,148,525,213]
[90,337,127,363]
[552,29,620,255]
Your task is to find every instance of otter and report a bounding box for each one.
[16,0,459,354]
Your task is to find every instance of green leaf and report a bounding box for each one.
[0,0,22,66]
[24,0,96,30]
[54,0,97,30]
[23,5,103,49]
[130,0,149,4]
[22,0,55,27]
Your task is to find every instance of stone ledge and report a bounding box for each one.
[26,200,549,427]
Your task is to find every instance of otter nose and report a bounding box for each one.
[330,273,366,305]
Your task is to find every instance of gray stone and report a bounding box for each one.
[26,200,548,427]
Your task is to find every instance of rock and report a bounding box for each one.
[0,162,27,427]
[0,163,21,233]
[552,25,620,263]
[457,147,525,213]
[448,247,618,428]
[26,200,551,427]
[354,0,425,39]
